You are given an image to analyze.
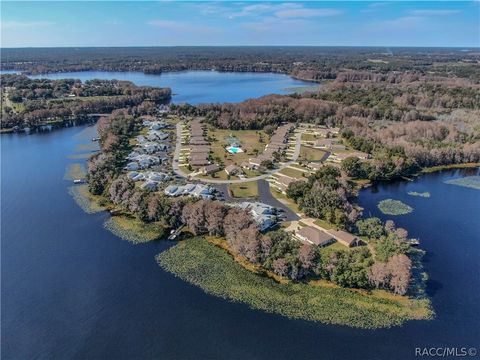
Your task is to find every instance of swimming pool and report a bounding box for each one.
[226,146,244,154]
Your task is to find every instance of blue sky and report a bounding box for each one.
[1,1,479,47]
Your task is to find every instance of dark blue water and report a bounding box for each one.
[29,71,312,104]
[2,126,479,359]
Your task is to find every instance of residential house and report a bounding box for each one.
[231,202,277,231]
[295,226,335,247]
[225,164,241,176]
[305,162,323,171]
[328,230,360,247]
[271,174,306,194]
[329,151,370,163]
[127,171,145,182]
[200,164,220,175]
[141,181,157,192]
[125,162,140,171]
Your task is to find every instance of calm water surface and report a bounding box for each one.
[29,71,313,104]
[2,125,479,359]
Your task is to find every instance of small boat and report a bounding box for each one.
[91,137,100,142]
[73,179,85,184]
[407,238,420,246]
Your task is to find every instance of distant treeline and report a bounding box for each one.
[2,46,479,81]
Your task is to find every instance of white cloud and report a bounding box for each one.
[275,8,341,18]
[1,21,54,30]
[147,20,190,31]
[409,9,461,16]
[228,3,300,18]
[378,16,425,30]
[147,20,220,33]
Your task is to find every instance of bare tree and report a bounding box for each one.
[387,254,412,295]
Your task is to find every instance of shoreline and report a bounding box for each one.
[157,237,433,329]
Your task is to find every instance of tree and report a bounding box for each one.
[387,254,412,295]
[272,258,289,277]
[374,233,410,262]
[298,243,318,276]
[286,181,310,202]
[181,200,207,235]
[204,201,227,236]
[238,225,262,263]
[264,124,275,136]
[356,217,385,239]
[369,261,390,289]
[341,156,364,178]
[109,176,134,206]
[224,208,256,251]
[147,194,171,222]
[260,159,275,170]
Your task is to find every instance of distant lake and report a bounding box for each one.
[2,123,479,359]
[29,70,314,104]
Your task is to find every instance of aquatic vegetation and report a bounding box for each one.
[67,152,97,159]
[64,163,86,180]
[104,216,165,244]
[445,176,480,190]
[76,142,100,152]
[378,199,413,216]
[407,191,431,198]
[68,185,105,214]
[157,238,433,329]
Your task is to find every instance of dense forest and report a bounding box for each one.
[0,74,171,129]
[173,66,480,175]
[2,46,479,81]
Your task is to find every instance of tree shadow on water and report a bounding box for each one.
[425,279,443,298]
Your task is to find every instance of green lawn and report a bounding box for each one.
[301,133,318,142]
[299,146,327,162]
[313,219,334,230]
[243,168,262,178]
[279,167,309,179]
[269,188,301,213]
[207,128,267,167]
[228,181,259,198]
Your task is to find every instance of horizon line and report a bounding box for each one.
[1,45,479,50]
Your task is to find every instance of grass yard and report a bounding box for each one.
[207,128,267,167]
[313,219,334,230]
[243,168,262,178]
[228,181,259,198]
[197,170,238,181]
[301,133,318,142]
[299,146,327,162]
[269,188,301,214]
[279,167,309,179]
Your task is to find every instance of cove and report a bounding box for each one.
[2,125,479,359]
[29,70,314,104]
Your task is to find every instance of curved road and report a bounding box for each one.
[172,122,304,184]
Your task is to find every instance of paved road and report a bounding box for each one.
[257,180,299,221]
[212,180,299,221]
[172,122,304,185]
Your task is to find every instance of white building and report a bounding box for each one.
[229,201,277,231]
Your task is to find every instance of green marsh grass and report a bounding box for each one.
[157,238,433,329]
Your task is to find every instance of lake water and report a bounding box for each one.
[2,123,479,359]
[29,70,313,104]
